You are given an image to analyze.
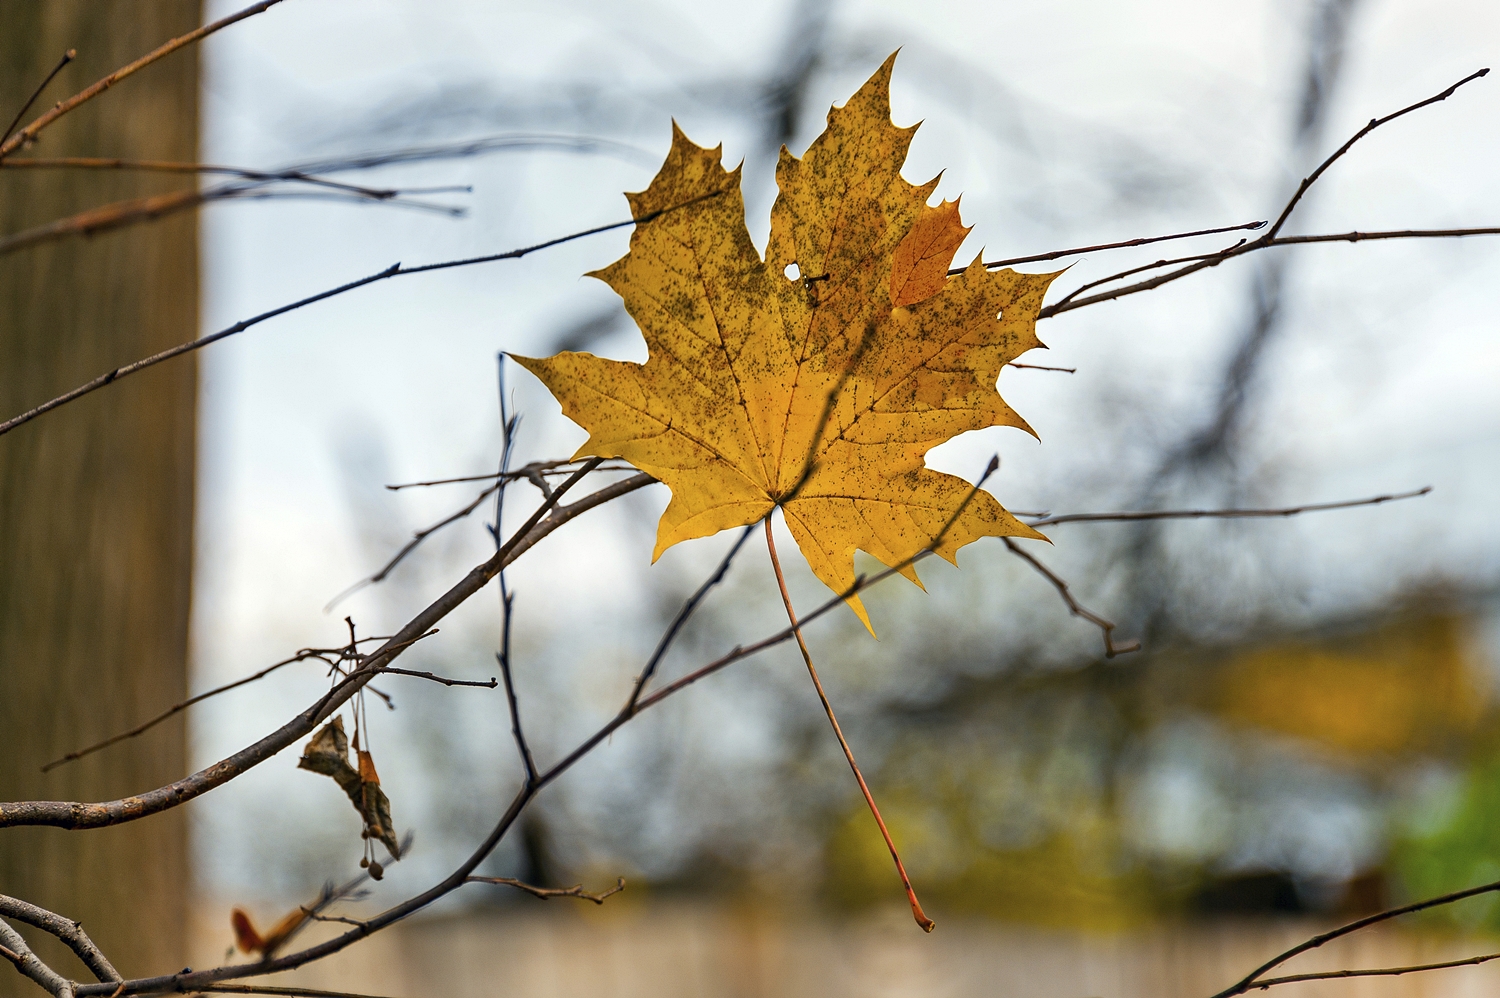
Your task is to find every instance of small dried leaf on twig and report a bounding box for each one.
[229,906,307,957]
[297,718,401,860]
[355,750,400,860]
[296,717,362,799]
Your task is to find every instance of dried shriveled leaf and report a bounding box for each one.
[230,905,307,957]
[297,717,400,859]
[516,54,1052,631]
[296,715,361,796]
[356,749,400,859]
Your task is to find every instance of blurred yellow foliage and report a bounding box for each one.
[1215,614,1487,757]
[825,789,1156,930]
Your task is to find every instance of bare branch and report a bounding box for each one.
[1036,68,1493,320]
[0,897,118,983]
[0,157,469,202]
[466,876,625,904]
[1027,486,1430,527]
[1269,226,1500,246]
[0,175,471,260]
[1045,239,1248,312]
[491,364,539,788]
[41,648,334,773]
[41,632,435,773]
[1208,878,1500,998]
[372,667,497,689]
[2,50,75,145]
[0,190,202,258]
[0,466,647,830]
[1043,227,1500,318]
[1003,538,1140,658]
[1266,66,1489,239]
[495,592,537,786]
[325,481,501,611]
[285,133,657,175]
[1006,362,1075,373]
[194,986,398,998]
[383,459,637,491]
[0,192,725,439]
[1249,952,1500,990]
[626,524,755,711]
[0,918,74,998]
[960,219,1267,273]
[0,1,285,163]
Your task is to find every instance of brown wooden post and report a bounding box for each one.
[0,2,201,989]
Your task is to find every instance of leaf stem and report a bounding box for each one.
[761,516,934,932]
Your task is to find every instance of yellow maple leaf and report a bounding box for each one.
[516,55,1054,630]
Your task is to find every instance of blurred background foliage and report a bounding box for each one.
[822,602,1499,928]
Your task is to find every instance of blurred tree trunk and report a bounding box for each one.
[0,2,201,991]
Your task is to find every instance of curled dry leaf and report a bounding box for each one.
[354,748,398,863]
[514,53,1053,632]
[296,716,401,859]
[230,905,307,957]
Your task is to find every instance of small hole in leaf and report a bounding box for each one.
[784,262,800,280]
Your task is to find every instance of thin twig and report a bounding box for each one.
[1003,538,1140,658]
[300,913,367,930]
[41,632,434,772]
[764,516,935,932]
[1040,225,1500,318]
[1027,487,1430,527]
[2,50,75,145]
[1268,226,1500,246]
[1006,362,1076,373]
[1040,68,1491,319]
[466,876,625,905]
[0,465,636,831]
[627,525,756,711]
[0,191,725,439]
[0,919,73,998]
[493,360,539,787]
[1266,67,1490,239]
[0,178,465,260]
[0,157,468,202]
[195,985,398,998]
[1046,239,1248,311]
[44,648,355,772]
[0,896,119,983]
[1249,953,1500,990]
[494,542,536,783]
[0,1,285,162]
[372,668,497,689]
[1209,879,1500,998]
[496,587,536,785]
[962,219,1268,273]
[324,482,501,611]
[287,133,657,176]
[385,460,635,491]
[0,189,202,257]
[272,869,381,958]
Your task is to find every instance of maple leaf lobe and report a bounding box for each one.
[516,53,1054,630]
